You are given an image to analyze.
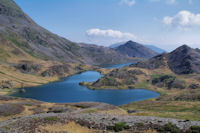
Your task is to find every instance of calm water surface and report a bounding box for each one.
[12,64,160,105]
[101,63,133,69]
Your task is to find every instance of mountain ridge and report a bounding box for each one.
[0,0,136,65]
[133,44,200,74]
[114,40,158,59]
[109,41,166,54]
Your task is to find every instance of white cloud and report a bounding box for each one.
[163,10,200,27]
[120,0,136,6]
[86,28,136,39]
[86,28,137,46]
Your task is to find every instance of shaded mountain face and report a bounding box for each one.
[133,45,200,74]
[167,45,200,74]
[78,43,138,65]
[0,0,135,65]
[114,41,158,59]
[110,42,166,54]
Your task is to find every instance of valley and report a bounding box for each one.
[0,0,200,133]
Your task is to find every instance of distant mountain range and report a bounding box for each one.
[113,41,158,59]
[109,42,166,54]
[133,45,200,74]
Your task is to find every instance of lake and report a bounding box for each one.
[100,62,133,69]
[11,64,160,105]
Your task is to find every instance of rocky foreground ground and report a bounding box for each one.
[0,95,200,133]
[0,111,200,133]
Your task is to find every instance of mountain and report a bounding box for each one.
[133,45,200,74]
[114,41,158,59]
[144,45,166,54]
[0,0,140,90]
[109,42,166,54]
[0,0,135,65]
[78,43,138,65]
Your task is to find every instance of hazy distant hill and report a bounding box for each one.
[114,41,158,59]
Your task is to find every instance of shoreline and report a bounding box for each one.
[1,69,94,96]
[4,69,161,106]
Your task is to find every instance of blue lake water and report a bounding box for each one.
[101,63,133,69]
[11,64,160,105]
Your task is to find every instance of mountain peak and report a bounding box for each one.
[115,41,158,59]
[0,0,24,18]
[134,45,200,74]
[126,40,135,43]
[175,44,191,51]
[170,45,193,56]
[125,40,138,46]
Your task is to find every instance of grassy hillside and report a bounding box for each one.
[0,61,95,95]
[83,51,200,120]
[0,0,139,94]
[0,0,137,65]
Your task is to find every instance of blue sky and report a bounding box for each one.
[14,0,200,51]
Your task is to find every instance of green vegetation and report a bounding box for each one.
[44,116,59,121]
[151,74,186,89]
[157,123,181,133]
[7,30,35,56]
[83,109,96,114]
[1,0,21,12]
[136,122,144,127]
[107,122,130,132]
[0,48,3,54]
[33,117,39,121]
[135,81,150,89]
[101,77,119,86]
[122,100,200,121]
[2,126,10,130]
[186,126,200,133]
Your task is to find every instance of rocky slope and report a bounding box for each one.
[133,45,200,74]
[79,43,138,65]
[0,0,139,91]
[114,41,158,59]
[0,0,135,65]
[0,95,200,133]
[86,45,200,93]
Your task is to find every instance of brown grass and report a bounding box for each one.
[38,121,95,133]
